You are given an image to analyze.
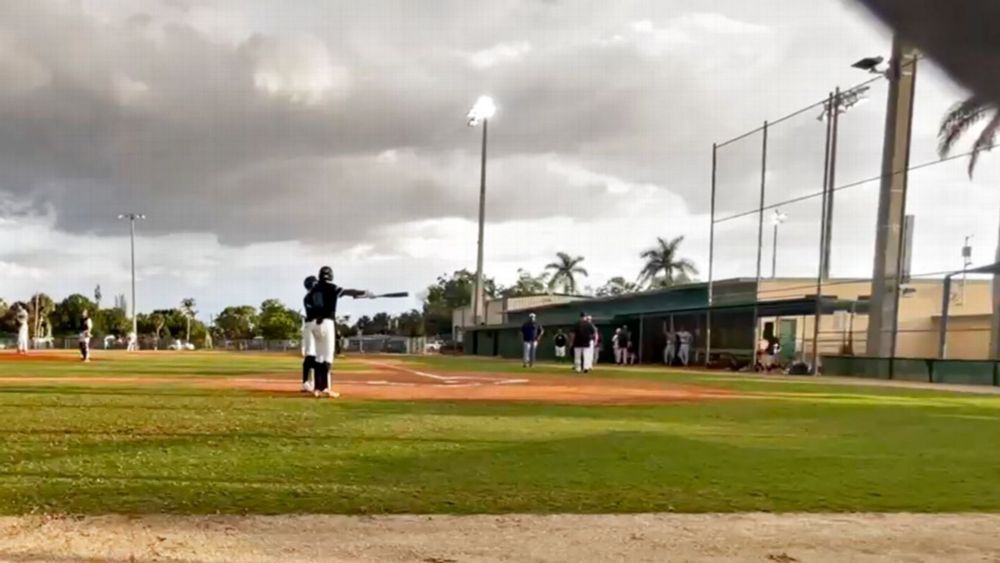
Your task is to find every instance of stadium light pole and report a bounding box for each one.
[467,95,496,327]
[771,209,787,279]
[117,213,146,345]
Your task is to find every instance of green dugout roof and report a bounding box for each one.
[464,294,868,333]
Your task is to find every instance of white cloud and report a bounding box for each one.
[0,37,51,95]
[622,12,769,56]
[112,74,150,105]
[677,13,770,34]
[243,34,350,104]
[465,41,533,69]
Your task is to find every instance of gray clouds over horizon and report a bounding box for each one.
[0,0,997,318]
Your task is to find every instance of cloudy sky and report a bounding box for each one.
[0,0,997,321]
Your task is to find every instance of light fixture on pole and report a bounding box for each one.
[851,56,886,74]
[771,209,787,279]
[817,85,871,121]
[467,95,496,327]
[117,213,146,347]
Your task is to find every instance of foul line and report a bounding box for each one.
[359,359,529,387]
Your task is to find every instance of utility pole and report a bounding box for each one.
[866,37,918,359]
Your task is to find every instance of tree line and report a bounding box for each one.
[0,236,699,345]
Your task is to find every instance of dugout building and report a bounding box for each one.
[456,276,998,369]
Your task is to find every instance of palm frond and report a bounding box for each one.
[674,259,699,275]
[573,266,589,277]
[938,98,990,158]
[968,112,1000,177]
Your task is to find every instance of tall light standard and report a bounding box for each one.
[467,95,496,326]
[117,213,146,344]
[771,209,787,279]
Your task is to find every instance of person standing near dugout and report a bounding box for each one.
[520,313,544,368]
[616,325,631,365]
[553,329,568,361]
[570,312,597,373]
[306,266,372,398]
[677,327,692,366]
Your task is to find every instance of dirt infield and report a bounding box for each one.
[216,359,734,405]
[0,354,733,405]
[1,513,998,562]
[0,352,76,362]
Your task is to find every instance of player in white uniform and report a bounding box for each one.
[126,330,138,352]
[663,323,676,366]
[677,328,692,366]
[305,266,371,398]
[79,310,93,362]
[15,305,29,354]
[301,275,318,393]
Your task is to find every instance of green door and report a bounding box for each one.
[779,319,797,361]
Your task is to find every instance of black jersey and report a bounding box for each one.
[618,330,631,347]
[572,320,596,347]
[303,294,318,322]
[307,281,344,322]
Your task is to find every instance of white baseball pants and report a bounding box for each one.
[301,322,316,358]
[573,344,594,372]
[522,342,538,365]
[16,325,28,353]
[310,319,337,364]
[678,345,690,366]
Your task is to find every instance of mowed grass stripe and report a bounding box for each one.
[0,353,998,514]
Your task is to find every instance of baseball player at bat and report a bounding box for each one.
[306,266,373,398]
[300,275,319,393]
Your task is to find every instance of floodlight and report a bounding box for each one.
[466,95,497,127]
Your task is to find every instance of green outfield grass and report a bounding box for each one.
[0,352,999,514]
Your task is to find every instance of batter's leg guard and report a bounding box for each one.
[302,355,316,384]
[315,362,330,392]
[79,342,87,359]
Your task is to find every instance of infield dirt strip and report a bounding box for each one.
[0,353,735,405]
[219,359,736,405]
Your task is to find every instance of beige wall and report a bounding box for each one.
[758,278,994,360]
[936,315,993,360]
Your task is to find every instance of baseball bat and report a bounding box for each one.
[372,292,409,298]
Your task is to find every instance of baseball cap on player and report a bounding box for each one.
[304,275,318,290]
[318,266,334,282]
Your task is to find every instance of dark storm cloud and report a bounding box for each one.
[0,0,905,248]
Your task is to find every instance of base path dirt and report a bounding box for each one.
[0,513,998,562]
[216,360,735,405]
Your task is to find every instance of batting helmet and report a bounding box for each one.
[303,275,318,290]
[319,266,334,283]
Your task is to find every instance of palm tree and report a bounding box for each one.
[545,252,588,294]
[938,97,998,177]
[939,98,1000,358]
[638,236,698,288]
[180,298,197,344]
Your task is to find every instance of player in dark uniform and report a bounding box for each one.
[520,313,544,367]
[306,266,371,398]
[569,312,597,373]
[553,329,568,361]
[301,275,319,392]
